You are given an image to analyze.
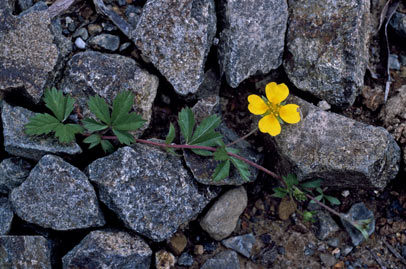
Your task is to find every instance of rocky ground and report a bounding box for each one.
[1,0,406,268]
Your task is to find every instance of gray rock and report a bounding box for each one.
[222,233,256,258]
[19,1,48,16]
[340,202,375,246]
[178,252,194,266]
[184,97,262,185]
[62,230,152,269]
[253,243,278,267]
[0,197,13,235]
[0,236,51,268]
[389,54,401,70]
[390,12,406,40]
[2,102,82,161]
[74,37,86,49]
[18,0,33,11]
[119,42,131,52]
[89,33,120,51]
[320,253,336,267]
[0,157,32,194]
[87,145,218,242]
[133,0,217,95]
[272,96,400,189]
[326,237,340,248]
[59,51,158,136]
[314,211,340,240]
[10,155,105,230]
[184,69,221,102]
[0,3,69,103]
[73,28,89,40]
[201,250,240,269]
[217,0,288,88]
[200,186,247,241]
[125,5,142,27]
[284,0,370,107]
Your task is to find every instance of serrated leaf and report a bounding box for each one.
[165,123,176,145]
[112,128,134,145]
[230,157,251,182]
[88,95,111,125]
[214,147,229,161]
[300,179,322,190]
[191,149,213,156]
[212,160,230,182]
[82,118,109,132]
[178,107,195,143]
[324,195,341,205]
[100,140,114,153]
[272,187,288,198]
[283,174,298,188]
[310,194,323,204]
[25,113,60,135]
[192,132,223,148]
[54,123,83,143]
[112,112,145,131]
[111,91,135,125]
[189,115,221,145]
[83,134,101,149]
[43,87,75,122]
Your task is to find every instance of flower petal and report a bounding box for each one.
[258,114,281,136]
[265,82,289,104]
[248,94,268,115]
[280,104,301,124]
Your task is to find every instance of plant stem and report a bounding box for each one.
[226,127,258,147]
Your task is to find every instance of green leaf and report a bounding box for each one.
[191,149,213,156]
[272,187,288,198]
[111,91,135,125]
[283,174,299,188]
[88,95,111,125]
[100,140,114,154]
[43,87,75,122]
[82,118,109,132]
[165,123,176,145]
[54,123,83,143]
[192,132,223,148]
[303,211,316,223]
[189,115,221,145]
[310,194,323,204]
[83,134,101,149]
[178,107,195,143]
[166,148,179,156]
[324,195,341,205]
[213,147,229,161]
[230,157,251,182]
[112,112,145,131]
[300,179,322,189]
[212,160,230,182]
[25,113,60,135]
[112,128,134,145]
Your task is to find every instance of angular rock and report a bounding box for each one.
[59,51,158,135]
[0,236,51,268]
[87,145,218,242]
[62,230,152,269]
[314,211,340,240]
[222,233,256,258]
[168,232,187,255]
[341,202,375,246]
[2,102,82,160]
[88,33,120,51]
[10,155,105,230]
[155,250,176,269]
[0,157,32,194]
[284,0,370,107]
[217,0,288,88]
[178,252,194,266]
[0,2,70,103]
[272,96,400,189]
[133,0,216,95]
[0,197,13,235]
[201,250,240,269]
[200,186,247,241]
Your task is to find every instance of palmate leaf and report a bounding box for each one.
[111,91,135,125]
[230,156,251,182]
[165,123,176,145]
[83,134,101,149]
[88,95,111,125]
[178,107,195,143]
[100,140,114,154]
[54,123,84,143]
[43,87,75,122]
[82,118,108,132]
[272,187,288,198]
[212,160,230,182]
[112,112,145,131]
[189,115,221,144]
[112,128,134,145]
[283,174,299,189]
[300,179,322,190]
[25,113,60,135]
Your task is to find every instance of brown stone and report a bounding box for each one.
[194,245,204,255]
[278,197,296,221]
[168,232,187,255]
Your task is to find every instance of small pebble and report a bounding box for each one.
[117,0,126,6]
[341,190,350,197]
[194,245,204,255]
[73,28,89,40]
[119,42,131,52]
[75,37,86,49]
[178,252,193,266]
[88,24,103,36]
[317,100,331,111]
[389,54,401,70]
[277,246,285,255]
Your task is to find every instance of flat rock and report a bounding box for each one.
[59,51,158,136]
[0,236,51,268]
[2,102,82,160]
[87,145,218,242]
[0,2,69,103]
[222,233,256,258]
[272,96,400,189]
[217,0,287,88]
[133,0,216,95]
[313,211,340,240]
[200,186,247,241]
[62,230,152,269]
[0,157,31,194]
[88,33,120,51]
[0,197,13,235]
[284,0,370,107]
[10,155,105,230]
[200,250,240,269]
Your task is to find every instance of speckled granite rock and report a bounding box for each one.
[87,145,218,242]
[2,102,82,160]
[284,0,370,107]
[0,157,31,194]
[59,51,158,136]
[218,0,288,88]
[10,155,105,230]
[62,230,152,269]
[133,0,216,95]
[0,236,51,268]
[0,1,70,103]
[200,250,240,269]
[0,197,13,235]
[272,96,400,189]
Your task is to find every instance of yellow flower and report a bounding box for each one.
[248,82,301,136]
